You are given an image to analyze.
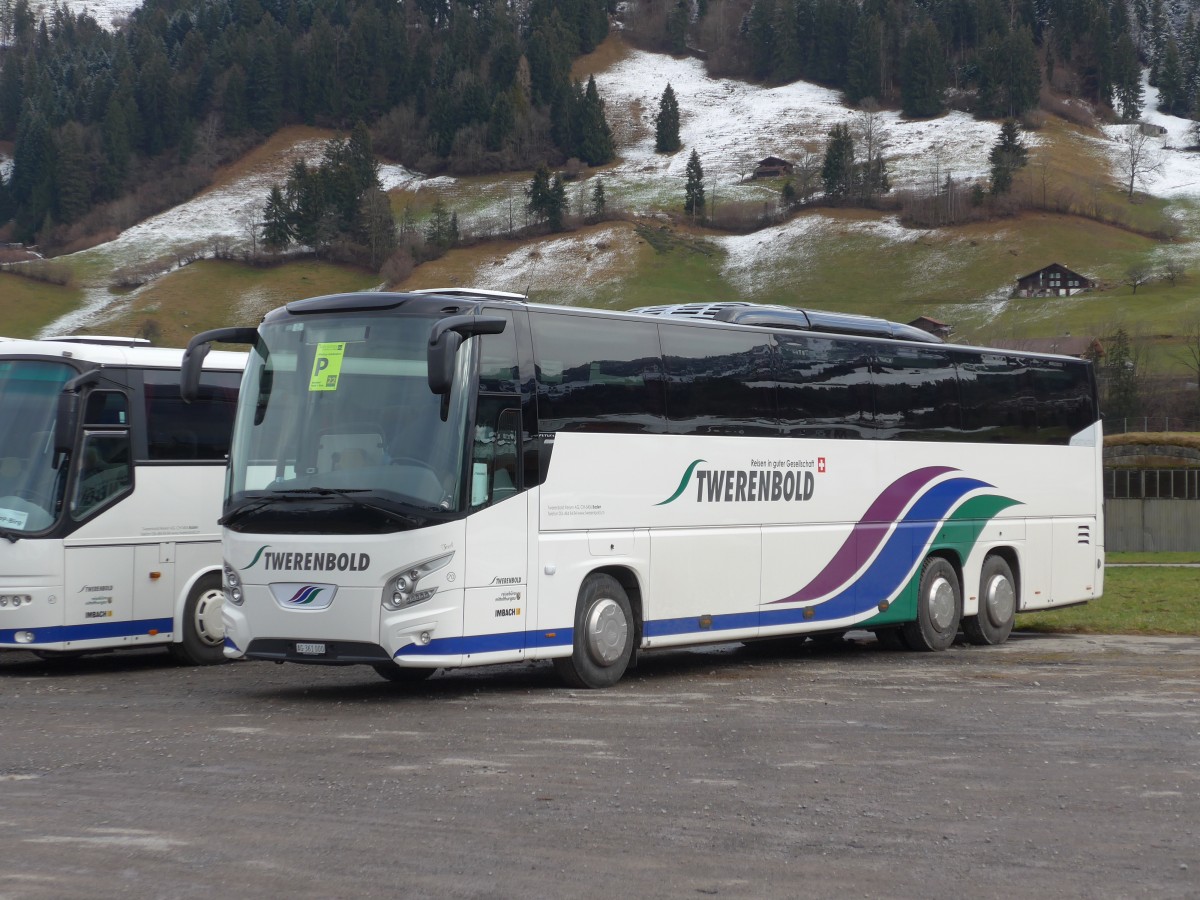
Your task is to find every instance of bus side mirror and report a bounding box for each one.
[54,390,81,459]
[427,316,508,395]
[182,327,258,402]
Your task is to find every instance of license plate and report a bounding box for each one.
[295,642,326,655]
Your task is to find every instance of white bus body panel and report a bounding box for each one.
[221,424,1102,667]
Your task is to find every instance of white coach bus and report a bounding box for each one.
[181,291,1102,688]
[0,336,244,664]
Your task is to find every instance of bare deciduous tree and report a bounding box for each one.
[1124,261,1155,293]
[1116,125,1164,200]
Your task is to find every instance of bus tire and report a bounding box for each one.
[372,662,436,684]
[553,574,634,689]
[902,557,961,652]
[169,574,228,665]
[962,556,1016,646]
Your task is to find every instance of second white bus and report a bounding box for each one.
[0,336,244,664]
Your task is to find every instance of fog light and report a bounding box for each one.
[15,631,34,643]
[419,631,431,645]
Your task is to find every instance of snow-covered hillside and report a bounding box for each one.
[12,2,1200,334]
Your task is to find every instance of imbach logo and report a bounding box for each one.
[244,544,370,572]
[657,459,818,506]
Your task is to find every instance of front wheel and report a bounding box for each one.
[553,574,635,689]
[962,556,1017,646]
[168,574,228,665]
[901,557,961,652]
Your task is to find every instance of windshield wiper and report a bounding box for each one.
[279,488,433,528]
[0,528,21,544]
[219,492,314,527]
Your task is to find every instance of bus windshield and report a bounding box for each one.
[226,312,471,528]
[0,359,74,534]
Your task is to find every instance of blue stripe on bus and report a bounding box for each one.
[0,617,175,645]
[224,636,241,652]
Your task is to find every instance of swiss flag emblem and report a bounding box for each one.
[817,457,826,473]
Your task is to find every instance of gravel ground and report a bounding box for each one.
[1,632,1197,899]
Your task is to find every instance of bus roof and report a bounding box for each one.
[0,336,246,370]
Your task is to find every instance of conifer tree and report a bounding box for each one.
[989,120,1028,196]
[900,20,945,118]
[590,178,606,219]
[575,75,613,165]
[684,149,705,219]
[821,122,855,200]
[655,83,681,154]
[1159,37,1185,115]
[262,184,293,251]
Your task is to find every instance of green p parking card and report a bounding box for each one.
[310,342,346,391]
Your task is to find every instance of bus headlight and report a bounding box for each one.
[381,551,454,611]
[223,563,244,606]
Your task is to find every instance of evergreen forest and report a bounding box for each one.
[0,0,1195,253]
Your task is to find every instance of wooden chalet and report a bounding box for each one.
[1014,263,1093,298]
[752,156,794,179]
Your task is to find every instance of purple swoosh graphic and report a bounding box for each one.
[772,465,956,605]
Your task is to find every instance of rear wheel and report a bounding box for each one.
[902,557,961,652]
[962,556,1017,646]
[553,574,634,689]
[372,662,436,684]
[168,574,227,665]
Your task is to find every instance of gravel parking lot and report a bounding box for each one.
[2,632,1198,899]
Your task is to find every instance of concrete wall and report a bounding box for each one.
[1105,499,1200,551]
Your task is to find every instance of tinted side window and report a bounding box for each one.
[143,369,240,461]
[776,334,872,439]
[476,310,520,394]
[1030,359,1096,442]
[871,347,961,440]
[661,327,775,435]
[532,314,665,433]
[957,353,1037,443]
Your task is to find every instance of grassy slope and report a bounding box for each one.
[0,274,82,338]
[4,38,1195,357]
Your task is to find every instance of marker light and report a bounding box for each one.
[223,563,244,606]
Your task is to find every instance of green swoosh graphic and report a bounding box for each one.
[656,459,707,506]
[244,545,271,569]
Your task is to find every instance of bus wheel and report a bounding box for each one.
[962,556,1016,646]
[554,574,634,689]
[372,662,436,684]
[169,574,227,665]
[902,557,961,652]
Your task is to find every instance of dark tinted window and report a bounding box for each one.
[1030,358,1096,441]
[476,310,520,394]
[143,369,240,461]
[661,327,775,435]
[776,334,872,439]
[532,314,664,433]
[871,347,961,440]
[957,353,1037,443]
[83,390,128,426]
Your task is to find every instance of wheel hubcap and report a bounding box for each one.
[984,574,1015,627]
[194,589,226,646]
[927,576,956,632]
[585,598,628,666]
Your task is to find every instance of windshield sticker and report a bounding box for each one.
[309,342,346,392]
[0,508,29,529]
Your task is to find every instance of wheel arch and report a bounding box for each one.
[589,564,644,651]
[984,545,1022,609]
[172,565,224,642]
